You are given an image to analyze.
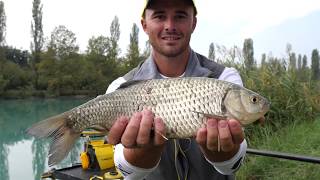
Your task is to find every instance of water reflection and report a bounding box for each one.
[32,139,48,180]
[0,97,90,180]
[0,144,9,180]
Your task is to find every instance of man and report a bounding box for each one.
[106,0,247,179]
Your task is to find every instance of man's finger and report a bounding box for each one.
[196,125,207,147]
[107,116,129,144]
[228,119,244,144]
[136,109,154,146]
[121,112,142,147]
[154,117,166,146]
[218,120,234,152]
[206,118,219,151]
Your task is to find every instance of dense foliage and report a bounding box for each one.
[214,42,320,179]
[0,11,147,97]
[213,42,319,128]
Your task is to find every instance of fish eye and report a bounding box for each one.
[251,96,259,104]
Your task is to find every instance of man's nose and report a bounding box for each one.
[164,17,177,32]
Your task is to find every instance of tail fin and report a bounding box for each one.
[26,113,80,166]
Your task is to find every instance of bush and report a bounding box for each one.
[239,62,319,129]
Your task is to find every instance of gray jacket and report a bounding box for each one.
[121,50,236,180]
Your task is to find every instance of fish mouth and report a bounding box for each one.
[264,100,271,112]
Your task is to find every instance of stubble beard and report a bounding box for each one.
[149,37,191,58]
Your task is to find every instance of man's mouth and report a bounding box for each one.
[161,36,181,41]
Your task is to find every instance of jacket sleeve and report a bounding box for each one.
[113,144,160,179]
[205,139,247,175]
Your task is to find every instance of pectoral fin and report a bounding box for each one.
[90,124,108,132]
[191,111,228,120]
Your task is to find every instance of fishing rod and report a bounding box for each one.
[246,148,320,164]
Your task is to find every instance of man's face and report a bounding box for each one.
[141,0,197,58]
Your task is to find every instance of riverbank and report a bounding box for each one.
[0,89,100,99]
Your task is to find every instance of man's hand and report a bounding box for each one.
[107,109,167,168]
[196,118,244,162]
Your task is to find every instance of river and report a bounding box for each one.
[0,97,92,180]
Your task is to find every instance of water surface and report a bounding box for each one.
[0,97,91,180]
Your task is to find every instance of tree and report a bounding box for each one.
[215,44,242,65]
[285,43,292,70]
[300,54,309,81]
[86,35,111,78]
[4,46,30,67]
[126,23,140,68]
[0,1,6,46]
[108,16,120,62]
[285,43,292,56]
[242,38,254,69]
[289,52,297,71]
[86,35,110,56]
[297,54,302,70]
[267,55,287,76]
[261,53,266,67]
[48,25,79,60]
[296,54,303,80]
[31,0,44,63]
[208,42,215,61]
[142,40,151,59]
[36,51,59,90]
[1,61,33,89]
[302,55,308,70]
[311,49,320,80]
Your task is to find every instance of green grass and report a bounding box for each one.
[237,118,320,180]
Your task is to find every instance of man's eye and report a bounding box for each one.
[154,15,165,20]
[176,15,186,19]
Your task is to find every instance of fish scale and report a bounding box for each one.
[27,77,270,166]
[103,77,230,138]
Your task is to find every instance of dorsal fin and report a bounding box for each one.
[118,79,149,89]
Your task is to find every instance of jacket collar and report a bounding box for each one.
[132,49,212,80]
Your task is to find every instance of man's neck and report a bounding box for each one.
[152,48,191,77]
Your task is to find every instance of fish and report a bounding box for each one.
[27,77,270,166]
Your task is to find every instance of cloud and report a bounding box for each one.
[190,0,320,56]
[2,0,320,56]
[197,0,320,37]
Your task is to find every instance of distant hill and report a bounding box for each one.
[253,10,320,62]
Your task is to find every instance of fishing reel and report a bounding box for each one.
[80,131,115,170]
[80,131,123,179]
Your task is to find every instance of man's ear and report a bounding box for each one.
[141,18,148,33]
[192,16,197,32]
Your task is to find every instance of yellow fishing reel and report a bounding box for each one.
[89,169,123,180]
[80,131,115,170]
[104,168,123,179]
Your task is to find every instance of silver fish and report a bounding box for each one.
[27,77,270,166]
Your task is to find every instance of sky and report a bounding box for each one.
[2,0,320,61]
